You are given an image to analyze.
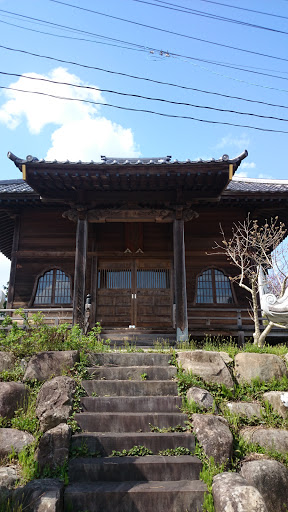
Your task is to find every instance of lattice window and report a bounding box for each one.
[196,269,233,304]
[34,269,72,305]
[137,269,170,289]
[98,269,132,289]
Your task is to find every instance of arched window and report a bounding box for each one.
[34,269,72,305]
[196,269,233,304]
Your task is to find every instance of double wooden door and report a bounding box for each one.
[96,259,173,328]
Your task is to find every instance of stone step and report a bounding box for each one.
[81,396,182,413]
[82,380,178,397]
[75,412,188,433]
[71,432,196,456]
[64,480,207,512]
[87,365,177,381]
[68,455,202,483]
[86,352,173,367]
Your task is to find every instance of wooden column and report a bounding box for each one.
[173,219,188,341]
[73,216,88,329]
[7,214,20,308]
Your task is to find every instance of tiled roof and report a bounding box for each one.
[226,177,288,193]
[7,151,247,167]
[0,179,35,194]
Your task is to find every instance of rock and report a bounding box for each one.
[0,429,34,457]
[36,376,76,432]
[35,423,71,471]
[284,353,288,364]
[219,351,233,364]
[241,459,288,512]
[24,351,79,382]
[234,353,287,384]
[0,382,29,419]
[192,414,233,465]
[224,401,263,418]
[187,387,218,412]
[240,427,288,453]
[0,352,16,372]
[212,472,268,512]
[12,478,64,512]
[177,350,234,388]
[263,391,288,419]
[0,466,19,506]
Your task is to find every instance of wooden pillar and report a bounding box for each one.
[173,219,188,341]
[7,214,20,308]
[73,216,88,329]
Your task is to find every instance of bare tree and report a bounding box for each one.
[213,215,287,347]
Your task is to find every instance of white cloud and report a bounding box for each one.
[0,67,140,160]
[0,253,10,292]
[234,170,248,178]
[241,162,256,169]
[215,134,250,151]
[258,173,273,179]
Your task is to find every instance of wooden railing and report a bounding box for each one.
[0,308,73,327]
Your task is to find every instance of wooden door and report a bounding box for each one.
[135,259,172,328]
[96,259,172,328]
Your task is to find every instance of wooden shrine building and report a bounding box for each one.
[1,150,288,341]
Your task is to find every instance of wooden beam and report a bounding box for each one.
[72,216,88,329]
[173,219,188,341]
[7,214,20,308]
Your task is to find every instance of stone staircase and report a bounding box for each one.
[64,352,207,512]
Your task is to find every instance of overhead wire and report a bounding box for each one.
[49,0,288,36]
[138,0,288,21]
[2,85,288,134]
[2,70,288,122]
[1,44,288,111]
[1,7,288,64]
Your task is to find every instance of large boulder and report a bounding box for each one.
[192,414,233,465]
[224,401,263,419]
[177,350,234,388]
[12,478,64,512]
[0,352,16,372]
[187,387,218,413]
[240,427,288,453]
[24,351,79,382]
[36,376,76,432]
[0,465,19,506]
[35,423,71,471]
[234,353,287,384]
[212,472,268,512]
[0,428,34,457]
[0,382,30,419]
[263,391,288,419]
[241,459,288,512]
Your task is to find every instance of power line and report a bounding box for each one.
[1,44,288,111]
[146,0,288,21]
[49,0,288,36]
[3,70,288,122]
[2,85,288,133]
[1,7,288,64]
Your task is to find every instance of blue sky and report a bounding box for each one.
[0,0,288,288]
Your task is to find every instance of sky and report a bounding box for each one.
[0,0,288,290]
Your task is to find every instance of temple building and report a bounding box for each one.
[1,150,288,342]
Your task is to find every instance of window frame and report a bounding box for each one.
[29,267,72,307]
[194,267,236,306]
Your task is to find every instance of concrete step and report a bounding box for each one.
[74,412,188,433]
[86,352,173,367]
[64,480,207,512]
[82,380,178,397]
[81,396,182,413]
[71,432,196,456]
[87,365,177,381]
[68,455,202,483]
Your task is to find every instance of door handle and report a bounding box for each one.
[131,294,137,299]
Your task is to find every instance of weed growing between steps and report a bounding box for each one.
[149,423,189,433]
[111,446,153,457]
